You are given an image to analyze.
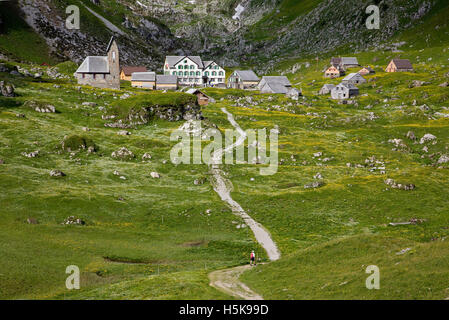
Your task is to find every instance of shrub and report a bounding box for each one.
[61,135,96,152]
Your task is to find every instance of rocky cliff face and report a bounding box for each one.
[4,0,442,69]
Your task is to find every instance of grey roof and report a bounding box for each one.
[234,70,259,81]
[76,56,109,73]
[156,74,177,84]
[341,57,359,65]
[203,61,214,69]
[392,59,413,69]
[261,76,291,87]
[186,88,209,97]
[322,84,336,89]
[342,73,365,81]
[131,72,156,81]
[337,82,358,90]
[262,82,289,94]
[165,56,204,69]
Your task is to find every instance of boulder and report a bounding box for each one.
[419,133,437,144]
[142,153,152,161]
[304,181,324,189]
[26,218,39,225]
[0,81,15,97]
[62,216,85,225]
[50,170,66,177]
[150,172,160,179]
[111,147,135,160]
[437,155,449,164]
[117,130,131,136]
[21,151,39,158]
[385,178,415,190]
[406,131,416,140]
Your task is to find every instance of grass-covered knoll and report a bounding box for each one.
[106,92,197,122]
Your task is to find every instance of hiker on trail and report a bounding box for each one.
[250,250,256,266]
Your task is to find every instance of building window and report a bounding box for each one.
[196,71,201,76]
[173,71,177,76]
[190,71,195,76]
[190,65,194,70]
[212,71,216,76]
[205,71,209,76]
[219,71,224,76]
[178,65,183,69]
[112,51,116,63]
[184,60,188,64]
[184,71,189,76]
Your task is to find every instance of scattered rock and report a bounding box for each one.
[50,170,66,177]
[21,151,39,158]
[439,82,448,87]
[304,181,325,189]
[0,159,4,164]
[117,130,131,136]
[406,131,416,140]
[409,80,429,88]
[437,155,449,164]
[62,216,86,225]
[142,153,152,161]
[313,172,323,179]
[26,218,39,224]
[396,248,411,255]
[384,178,415,190]
[419,133,437,144]
[82,102,97,107]
[150,172,160,179]
[0,81,15,97]
[111,147,135,160]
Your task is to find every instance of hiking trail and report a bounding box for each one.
[208,107,280,300]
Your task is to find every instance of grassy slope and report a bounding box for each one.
[0,71,261,299]
[0,2,56,64]
[232,6,449,299]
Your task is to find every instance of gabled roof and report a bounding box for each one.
[322,84,336,89]
[262,82,289,94]
[342,73,365,81]
[186,88,209,97]
[391,59,413,69]
[131,72,156,81]
[360,66,374,71]
[76,56,109,73]
[341,57,359,65]
[165,56,204,69]
[156,74,177,84]
[336,82,358,90]
[234,70,259,81]
[106,36,116,52]
[331,57,342,65]
[121,66,147,76]
[203,61,214,69]
[261,76,291,87]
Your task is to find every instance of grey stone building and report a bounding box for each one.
[75,37,120,89]
[341,73,367,85]
[331,83,359,100]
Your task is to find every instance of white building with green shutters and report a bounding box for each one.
[163,56,225,86]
